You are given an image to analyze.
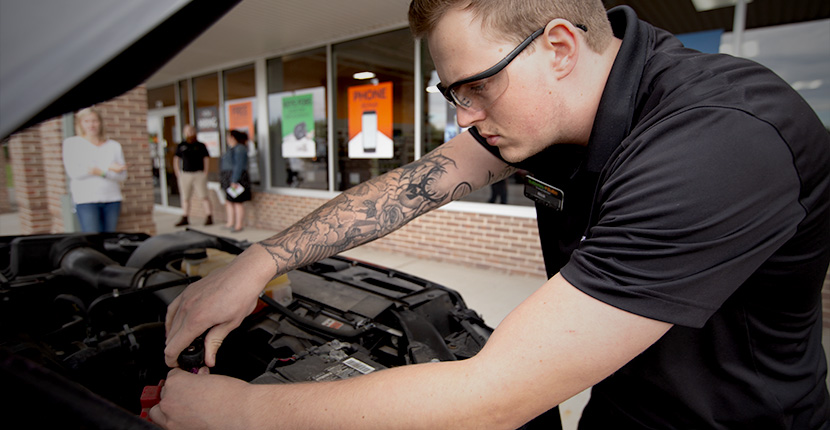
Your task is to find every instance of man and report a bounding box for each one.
[173,124,213,227]
[151,1,830,428]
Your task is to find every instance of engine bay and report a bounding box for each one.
[0,230,492,428]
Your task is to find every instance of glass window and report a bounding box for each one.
[421,43,533,207]
[147,84,175,109]
[332,29,415,191]
[193,73,221,181]
[721,19,830,128]
[223,64,260,186]
[179,79,191,128]
[267,48,329,190]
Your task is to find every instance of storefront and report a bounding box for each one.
[141,8,828,277]
[147,17,829,212]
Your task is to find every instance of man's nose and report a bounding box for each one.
[455,107,486,128]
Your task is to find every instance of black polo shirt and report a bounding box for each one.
[175,140,210,172]
[472,6,830,428]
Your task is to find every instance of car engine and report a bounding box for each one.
[0,230,492,428]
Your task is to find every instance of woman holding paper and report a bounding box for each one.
[220,129,251,232]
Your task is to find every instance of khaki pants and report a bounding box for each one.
[178,171,208,202]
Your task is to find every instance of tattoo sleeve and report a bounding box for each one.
[256,144,512,277]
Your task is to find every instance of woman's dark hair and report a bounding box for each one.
[229,129,248,145]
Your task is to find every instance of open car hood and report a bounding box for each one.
[0,0,241,139]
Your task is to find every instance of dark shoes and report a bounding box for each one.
[176,216,212,227]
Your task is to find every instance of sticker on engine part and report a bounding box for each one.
[321,318,343,329]
[343,357,375,374]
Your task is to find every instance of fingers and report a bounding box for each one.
[165,324,204,368]
[165,295,182,338]
[203,324,234,367]
[148,404,166,427]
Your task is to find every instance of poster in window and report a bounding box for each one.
[281,94,316,158]
[195,106,221,157]
[348,82,393,159]
[225,98,256,146]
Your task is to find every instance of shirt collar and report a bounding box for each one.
[584,5,649,173]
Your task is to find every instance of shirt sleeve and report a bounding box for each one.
[230,146,248,183]
[199,143,210,159]
[107,141,128,183]
[560,108,804,328]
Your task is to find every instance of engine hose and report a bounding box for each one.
[58,246,142,290]
[86,274,200,331]
[258,292,364,339]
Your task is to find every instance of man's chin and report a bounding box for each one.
[497,146,531,164]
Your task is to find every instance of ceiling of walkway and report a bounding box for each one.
[145,0,830,87]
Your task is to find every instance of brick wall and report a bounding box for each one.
[41,118,66,232]
[96,86,155,234]
[7,85,155,235]
[8,126,50,233]
[0,139,11,214]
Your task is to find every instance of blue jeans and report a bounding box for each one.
[75,202,121,233]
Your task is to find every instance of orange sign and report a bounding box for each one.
[347,82,393,159]
[225,98,255,144]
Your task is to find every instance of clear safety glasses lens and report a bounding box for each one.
[448,71,509,112]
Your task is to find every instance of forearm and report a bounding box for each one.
[107,167,128,182]
[245,359,517,430]
[255,147,479,277]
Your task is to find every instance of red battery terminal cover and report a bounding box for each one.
[139,380,165,421]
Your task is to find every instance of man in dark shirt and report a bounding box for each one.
[152,1,829,428]
[173,124,212,226]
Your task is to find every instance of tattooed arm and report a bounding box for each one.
[259,139,515,275]
[163,131,512,367]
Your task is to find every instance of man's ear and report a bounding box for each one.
[542,19,579,78]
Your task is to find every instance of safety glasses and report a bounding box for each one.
[437,23,586,112]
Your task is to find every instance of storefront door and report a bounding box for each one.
[147,109,180,209]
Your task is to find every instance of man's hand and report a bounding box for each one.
[148,368,254,430]
[164,246,275,368]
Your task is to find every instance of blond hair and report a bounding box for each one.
[75,107,106,141]
[409,0,613,54]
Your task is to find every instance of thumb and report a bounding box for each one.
[202,324,233,367]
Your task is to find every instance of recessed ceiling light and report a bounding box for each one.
[353,71,376,80]
[691,0,752,12]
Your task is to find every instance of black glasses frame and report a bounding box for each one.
[437,23,587,109]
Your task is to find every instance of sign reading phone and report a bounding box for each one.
[348,82,393,159]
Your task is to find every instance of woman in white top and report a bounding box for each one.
[62,108,127,232]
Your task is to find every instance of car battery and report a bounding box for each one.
[250,340,386,385]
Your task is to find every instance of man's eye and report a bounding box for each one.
[465,81,488,94]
